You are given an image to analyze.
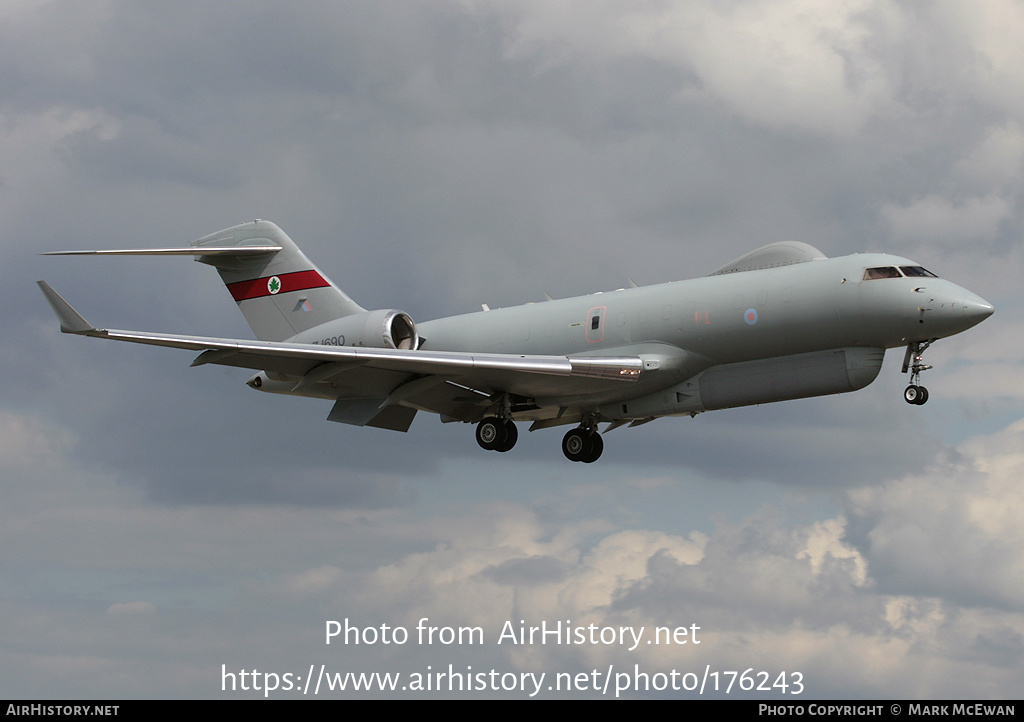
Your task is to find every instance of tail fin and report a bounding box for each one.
[192,220,366,341]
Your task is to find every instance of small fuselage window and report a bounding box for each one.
[863,266,938,281]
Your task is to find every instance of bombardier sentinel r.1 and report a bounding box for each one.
[39,220,993,463]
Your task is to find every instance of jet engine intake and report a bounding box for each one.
[287,309,419,350]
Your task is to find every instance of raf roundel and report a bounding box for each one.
[744,308,758,325]
[267,276,282,295]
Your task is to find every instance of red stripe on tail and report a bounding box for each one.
[226,270,331,301]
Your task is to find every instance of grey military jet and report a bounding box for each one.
[39,220,993,463]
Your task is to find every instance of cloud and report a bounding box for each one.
[930,320,1024,404]
[106,601,157,617]
[501,0,902,136]
[4,400,1024,698]
[880,194,1012,246]
[928,0,1024,116]
[337,418,1024,696]
[848,419,1024,611]
[955,122,1024,186]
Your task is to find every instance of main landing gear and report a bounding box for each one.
[475,416,518,453]
[562,426,604,463]
[475,416,605,462]
[902,340,933,406]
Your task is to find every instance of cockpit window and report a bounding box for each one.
[863,266,939,281]
[899,266,938,278]
[863,266,901,280]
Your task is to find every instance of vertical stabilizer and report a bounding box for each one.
[193,221,365,341]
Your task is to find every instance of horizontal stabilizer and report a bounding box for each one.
[40,246,282,257]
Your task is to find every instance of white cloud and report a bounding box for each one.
[0,108,119,227]
[799,517,867,583]
[4,402,1024,697]
[931,0,1024,116]
[848,418,1024,610]
[955,122,1024,186]
[499,0,902,136]
[106,601,156,617]
[880,194,1012,246]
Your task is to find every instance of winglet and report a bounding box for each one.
[37,281,99,334]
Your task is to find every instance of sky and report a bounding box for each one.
[2,0,1023,700]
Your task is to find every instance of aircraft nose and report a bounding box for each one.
[962,292,994,327]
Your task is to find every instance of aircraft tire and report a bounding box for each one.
[476,417,507,451]
[562,428,591,462]
[581,432,603,463]
[495,420,518,452]
[904,385,922,405]
[915,386,929,405]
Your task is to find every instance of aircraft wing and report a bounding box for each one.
[38,282,644,420]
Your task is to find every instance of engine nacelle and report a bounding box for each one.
[287,309,419,350]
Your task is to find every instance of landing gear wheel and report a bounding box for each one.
[562,428,603,462]
[902,341,935,406]
[494,420,518,452]
[476,417,507,451]
[904,385,929,405]
[580,432,603,463]
[562,428,591,462]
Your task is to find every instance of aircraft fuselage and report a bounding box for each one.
[414,252,990,422]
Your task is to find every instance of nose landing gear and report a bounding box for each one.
[903,384,929,405]
[902,341,933,405]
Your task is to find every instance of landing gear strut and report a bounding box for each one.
[562,426,604,463]
[902,341,933,405]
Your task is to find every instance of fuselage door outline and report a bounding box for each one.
[586,306,607,343]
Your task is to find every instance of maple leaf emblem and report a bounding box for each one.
[268,276,281,294]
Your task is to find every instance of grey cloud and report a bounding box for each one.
[483,555,572,586]
[845,420,1024,611]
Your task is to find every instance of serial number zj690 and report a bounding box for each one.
[311,335,345,346]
